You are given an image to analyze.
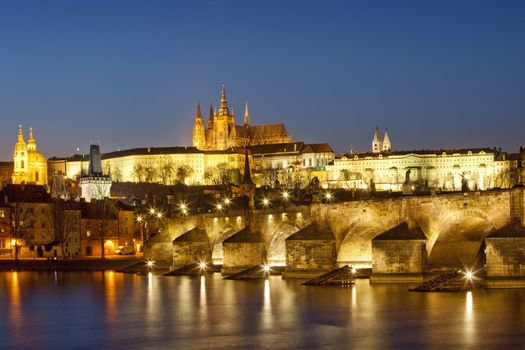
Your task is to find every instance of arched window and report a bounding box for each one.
[35,172,39,182]
[21,160,24,169]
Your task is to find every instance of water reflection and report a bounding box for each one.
[199,275,208,327]
[464,291,476,346]
[261,278,272,329]
[2,273,525,349]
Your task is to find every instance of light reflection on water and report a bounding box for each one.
[1,272,525,349]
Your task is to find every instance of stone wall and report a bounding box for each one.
[485,237,525,288]
[173,242,212,268]
[284,240,336,278]
[222,242,266,275]
[370,240,427,283]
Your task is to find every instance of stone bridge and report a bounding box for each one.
[147,188,525,270]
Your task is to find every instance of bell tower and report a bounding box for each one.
[12,125,29,184]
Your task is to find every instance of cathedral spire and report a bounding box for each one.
[219,84,229,116]
[195,99,203,120]
[192,100,205,149]
[244,100,250,126]
[208,103,214,128]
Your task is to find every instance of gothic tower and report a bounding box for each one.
[382,129,391,152]
[192,100,206,149]
[372,127,382,153]
[214,85,235,150]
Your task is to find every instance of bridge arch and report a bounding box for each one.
[427,208,494,269]
[266,223,300,266]
[336,216,387,267]
[211,225,237,265]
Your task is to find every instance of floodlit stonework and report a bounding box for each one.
[327,129,522,192]
[12,125,48,186]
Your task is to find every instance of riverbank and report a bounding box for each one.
[0,257,141,272]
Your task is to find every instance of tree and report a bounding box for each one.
[176,165,193,184]
[158,158,176,185]
[10,203,33,261]
[132,164,146,182]
[205,163,232,185]
[52,199,79,258]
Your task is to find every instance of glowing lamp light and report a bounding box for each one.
[156,212,163,219]
[262,264,271,273]
[262,198,270,206]
[216,203,223,211]
[146,260,154,268]
[149,208,156,215]
[465,271,474,280]
[180,203,187,211]
[282,191,289,199]
[224,198,231,205]
[199,262,206,270]
[351,267,357,274]
[325,192,332,200]
[137,216,143,222]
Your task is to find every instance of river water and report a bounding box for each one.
[1,271,525,349]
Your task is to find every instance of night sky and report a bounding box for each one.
[0,0,524,161]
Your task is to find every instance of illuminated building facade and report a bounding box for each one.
[327,130,522,191]
[12,125,48,186]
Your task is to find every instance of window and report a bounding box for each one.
[0,210,4,218]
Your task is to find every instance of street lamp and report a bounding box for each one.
[216,203,223,211]
[262,198,270,207]
[223,198,231,206]
[282,191,289,207]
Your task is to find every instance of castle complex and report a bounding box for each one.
[3,86,523,195]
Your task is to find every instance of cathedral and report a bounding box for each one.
[12,125,48,186]
[192,85,293,150]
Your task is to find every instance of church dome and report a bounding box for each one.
[27,149,46,164]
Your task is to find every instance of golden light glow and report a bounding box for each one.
[149,208,156,214]
[262,198,270,206]
[137,216,143,222]
[223,198,231,205]
[156,212,163,219]
[216,203,223,211]
[262,264,271,273]
[282,191,289,199]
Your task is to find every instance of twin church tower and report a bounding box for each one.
[372,127,392,153]
[192,85,292,150]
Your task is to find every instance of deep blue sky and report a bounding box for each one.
[1,0,524,160]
